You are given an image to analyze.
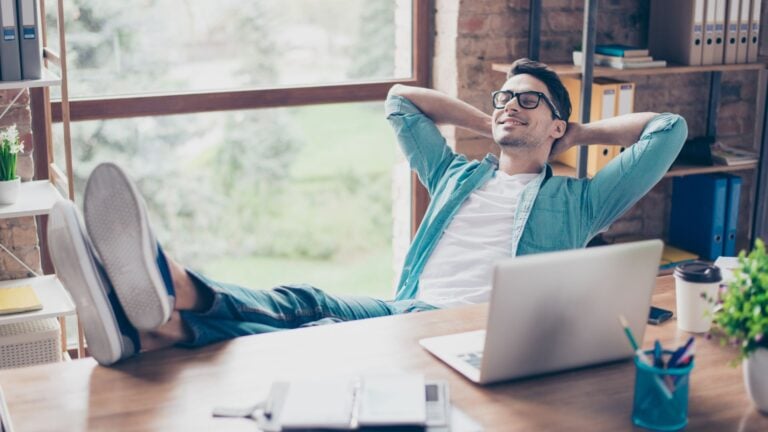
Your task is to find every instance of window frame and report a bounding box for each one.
[44,0,430,122]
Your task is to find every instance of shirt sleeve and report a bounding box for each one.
[582,113,689,239]
[385,94,456,196]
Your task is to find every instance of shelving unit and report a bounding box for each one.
[0,0,78,362]
[550,161,759,179]
[494,0,768,246]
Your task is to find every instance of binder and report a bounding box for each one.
[556,77,618,176]
[669,174,728,260]
[703,0,717,64]
[649,0,705,66]
[737,0,751,62]
[748,0,761,62]
[612,80,635,158]
[16,0,41,80]
[722,174,742,256]
[725,0,742,63]
[0,0,21,81]
[713,0,727,63]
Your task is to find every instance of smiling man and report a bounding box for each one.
[48,58,688,365]
[387,58,687,307]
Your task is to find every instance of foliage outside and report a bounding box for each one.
[713,238,768,362]
[0,125,22,181]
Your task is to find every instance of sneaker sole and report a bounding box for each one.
[48,200,124,365]
[84,163,171,330]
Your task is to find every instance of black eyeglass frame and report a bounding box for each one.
[491,90,563,120]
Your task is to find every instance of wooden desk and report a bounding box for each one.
[1,276,766,431]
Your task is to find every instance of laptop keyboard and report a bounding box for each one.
[458,350,483,369]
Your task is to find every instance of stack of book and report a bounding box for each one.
[573,44,667,70]
[710,142,759,166]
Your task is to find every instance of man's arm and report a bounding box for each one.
[550,112,659,157]
[388,84,493,138]
[573,113,689,240]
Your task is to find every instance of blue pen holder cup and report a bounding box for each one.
[632,350,694,431]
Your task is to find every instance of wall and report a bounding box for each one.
[0,89,39,280]
[433,0,766,252]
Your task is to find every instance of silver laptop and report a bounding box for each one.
[419,240,663,385]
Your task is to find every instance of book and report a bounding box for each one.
[710,142,758,165]
[572,51,666,69]
[659,245,699,270]
[0,286,42,315]
[595,44,650,57]
[596,58,667,69]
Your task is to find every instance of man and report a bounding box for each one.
[49,59,687,365]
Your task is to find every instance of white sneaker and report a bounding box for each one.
[83,162,174,330]
[47,200,139,365]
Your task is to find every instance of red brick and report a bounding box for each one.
[458,15,489,35]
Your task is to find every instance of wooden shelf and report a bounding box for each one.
[0,275,76,326]
[549,161,758,179]
[0,68,61,91]
[0,180,62,219]
[492,62,766,78]
[664,162,758,177]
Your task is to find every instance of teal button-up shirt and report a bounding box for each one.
[386,94,688,301]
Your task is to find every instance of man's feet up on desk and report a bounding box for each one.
[84,162,176,331]
[48,200,140,366]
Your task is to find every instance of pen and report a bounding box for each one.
[668,337,695,369]
[653,340,664,368]
[618,315,639,351]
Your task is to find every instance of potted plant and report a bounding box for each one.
[0,125,23,205]
[712,238,768,413]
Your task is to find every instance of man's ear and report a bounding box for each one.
[551,119,567,139]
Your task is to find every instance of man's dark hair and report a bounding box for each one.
[507,58,571,122]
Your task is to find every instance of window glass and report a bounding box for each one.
[49,0,412,98]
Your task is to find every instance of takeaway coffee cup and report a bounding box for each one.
[674,262,722,333]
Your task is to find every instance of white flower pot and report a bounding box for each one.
[744,348,768,414]
[0,177,20,205]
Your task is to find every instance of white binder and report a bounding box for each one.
[713,0,727,63]
[725,0,742,63]
[737,0,752,62]
[0,0,21,81]
[703,0,718,64]
[748,0,761,62]
[17,0,41,80]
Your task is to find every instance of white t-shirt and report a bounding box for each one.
[417,171,538,308]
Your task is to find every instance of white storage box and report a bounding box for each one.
[0,318,61,369]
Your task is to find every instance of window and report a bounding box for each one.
[37,0,428,315]
[56,103,398,298]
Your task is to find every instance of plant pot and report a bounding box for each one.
[744,347,768,414]
[0,177,19,205]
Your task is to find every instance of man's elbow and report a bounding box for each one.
[388,84,407,98]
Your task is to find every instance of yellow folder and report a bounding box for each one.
[556,77,622,177]
[0,286,43,315]
[737,0,751,62]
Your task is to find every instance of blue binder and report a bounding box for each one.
[669,174,728,260]
[722,174,742,256]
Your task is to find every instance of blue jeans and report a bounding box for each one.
[178,271,439,347]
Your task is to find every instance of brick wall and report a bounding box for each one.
[0,89,40,280]
[433,0,767,253]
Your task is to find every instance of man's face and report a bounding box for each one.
[491,74,563,151]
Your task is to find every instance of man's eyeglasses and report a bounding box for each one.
[491,90,562,120]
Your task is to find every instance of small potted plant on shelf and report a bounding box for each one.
[0,124,23,205]
[712,238,768,413]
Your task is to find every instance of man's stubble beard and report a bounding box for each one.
[494,131,539,149]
